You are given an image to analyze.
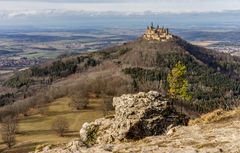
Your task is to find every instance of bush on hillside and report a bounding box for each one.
[52,117,69,137]
[0,116,18,148]
[70,96,89,110]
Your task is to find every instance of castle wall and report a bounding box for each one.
[143,25,172,41]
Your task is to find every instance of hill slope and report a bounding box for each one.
[2,35,240,113]
[1,33,240,153]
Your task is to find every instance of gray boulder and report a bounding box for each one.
[80,91,187,144]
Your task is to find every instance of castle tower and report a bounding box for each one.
[143,23,172,41]
[151,22,154,29]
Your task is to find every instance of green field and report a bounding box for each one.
[0,97,106,153]
[17,51,63,59]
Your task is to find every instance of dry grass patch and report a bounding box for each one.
[195,141,229,149]
[182,140,199,146]
[189,108,240,125]
[0,97,106,153]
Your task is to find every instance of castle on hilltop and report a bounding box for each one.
[143,23,173,41]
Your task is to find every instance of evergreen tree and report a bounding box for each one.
[167,61,192,102]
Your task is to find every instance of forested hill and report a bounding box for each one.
[2,35,240,114]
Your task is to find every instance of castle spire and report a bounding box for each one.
[143,24,173,41]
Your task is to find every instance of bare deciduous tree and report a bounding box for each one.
[0,117,18,148]
[52,117,69,137]
[71,96,89,110]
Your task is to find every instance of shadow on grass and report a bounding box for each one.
[1,141,45,153]
[0,141,5,145]
[19,129,53,136]
[19,104,101,124]
[19,130,79,139]
[64,131,79,138]
[47,110,78,117]
[19,115,46,123]
[19,110,79,123]
[46,107,100,117]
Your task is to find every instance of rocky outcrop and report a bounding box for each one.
[79,91,187,144]
[34,118,240,153]
[33,92,240,153]
[34,91,189,153]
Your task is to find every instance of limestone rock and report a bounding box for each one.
[79,91,187,144]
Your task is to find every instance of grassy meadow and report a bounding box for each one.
[0,97,106,153]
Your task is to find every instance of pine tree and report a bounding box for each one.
[167,61,192,105]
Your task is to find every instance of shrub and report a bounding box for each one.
[0,117,18,148]
[119,47,131,55]
[0,93,15,107]
[84,125,99,146]
[68,83,90,110]
[52,117,69,137]
[71,96,89,110]
[4,71,32,88]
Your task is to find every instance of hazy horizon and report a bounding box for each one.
[0,0,240,30]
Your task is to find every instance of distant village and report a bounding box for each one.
[208,43,240,57]
[0,56,47,69]
[143,23,173,41]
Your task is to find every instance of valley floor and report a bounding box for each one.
[0,97,107,153]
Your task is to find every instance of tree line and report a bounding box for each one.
[123,53,240,113]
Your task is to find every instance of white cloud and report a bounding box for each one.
[0,0,240,13]
[0,0,239,21]
[7,11,38,18]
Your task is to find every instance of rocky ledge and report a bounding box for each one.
[80,91,187,145]
[34,91,240,153]
[34,91,190,153]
